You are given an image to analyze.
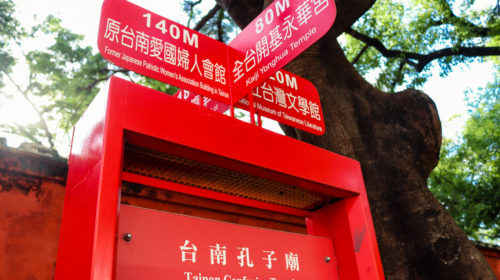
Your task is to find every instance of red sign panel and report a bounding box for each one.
[98,0,328,134]
[98,0,232,104]
[175,89,230,114]
[175,70,325,135]
[228,0,336,102]
[237,70,325,135]
[116,205,337,279]
[99,0,335,106]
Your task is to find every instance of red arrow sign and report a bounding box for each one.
[175,70,325,135]
[237,70,324,135]
[98,0,232,104]
[228,0,336,103]
[98,0,330,135]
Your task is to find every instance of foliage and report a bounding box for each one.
[183,0,237,42]
[0,1,176,156]
[0,13,116,156]
[341,0,500,244]
[429,74,500,242]
[0,0,22,87]
[342,0,500,92]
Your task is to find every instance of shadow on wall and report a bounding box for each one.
[0,145,66,280]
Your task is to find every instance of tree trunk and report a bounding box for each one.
[218,0,496,278]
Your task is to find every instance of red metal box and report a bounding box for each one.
[55,77,384,279]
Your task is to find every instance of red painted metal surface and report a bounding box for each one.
[308,195,384,280]
[116,205,337,279]
[119,81,362,193]
[55,83,124,280]
[56,76,384,279]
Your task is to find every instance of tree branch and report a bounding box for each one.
[66,68,130,132]
[430,0,498,37]
[346,27,500,72]
[346,27,418,63]
[429,18,495,38]
[415,46,500,71]
[185,0,203,28]
[352,44,369,65]
[77,68,129,93]
[390,60,405,93]
[2,70,58,157]
[216,9,224,42]
[193,4,221,32]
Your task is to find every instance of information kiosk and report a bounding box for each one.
[55,77,383,279]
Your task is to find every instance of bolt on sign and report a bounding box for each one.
[116,205,337,280]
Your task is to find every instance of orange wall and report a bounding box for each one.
[479,247,500,280]
[0,146,499,279]
[0,147,66,279]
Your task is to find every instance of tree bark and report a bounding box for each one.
[218,0,497,278]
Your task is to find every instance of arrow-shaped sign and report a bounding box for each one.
[98,0,232,104]
[175,69,325,135]
[228,0,336,102]
[97,0,334,135]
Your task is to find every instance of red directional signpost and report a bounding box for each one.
[98,0,232,104]
[237,70,325,134]
[98,0,333,135]
[57,0,385,279]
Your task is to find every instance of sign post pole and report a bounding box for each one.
[248,90,256,125]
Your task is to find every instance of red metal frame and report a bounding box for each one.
[55,76,384,279]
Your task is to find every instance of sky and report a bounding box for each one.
[0,0,496,156]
